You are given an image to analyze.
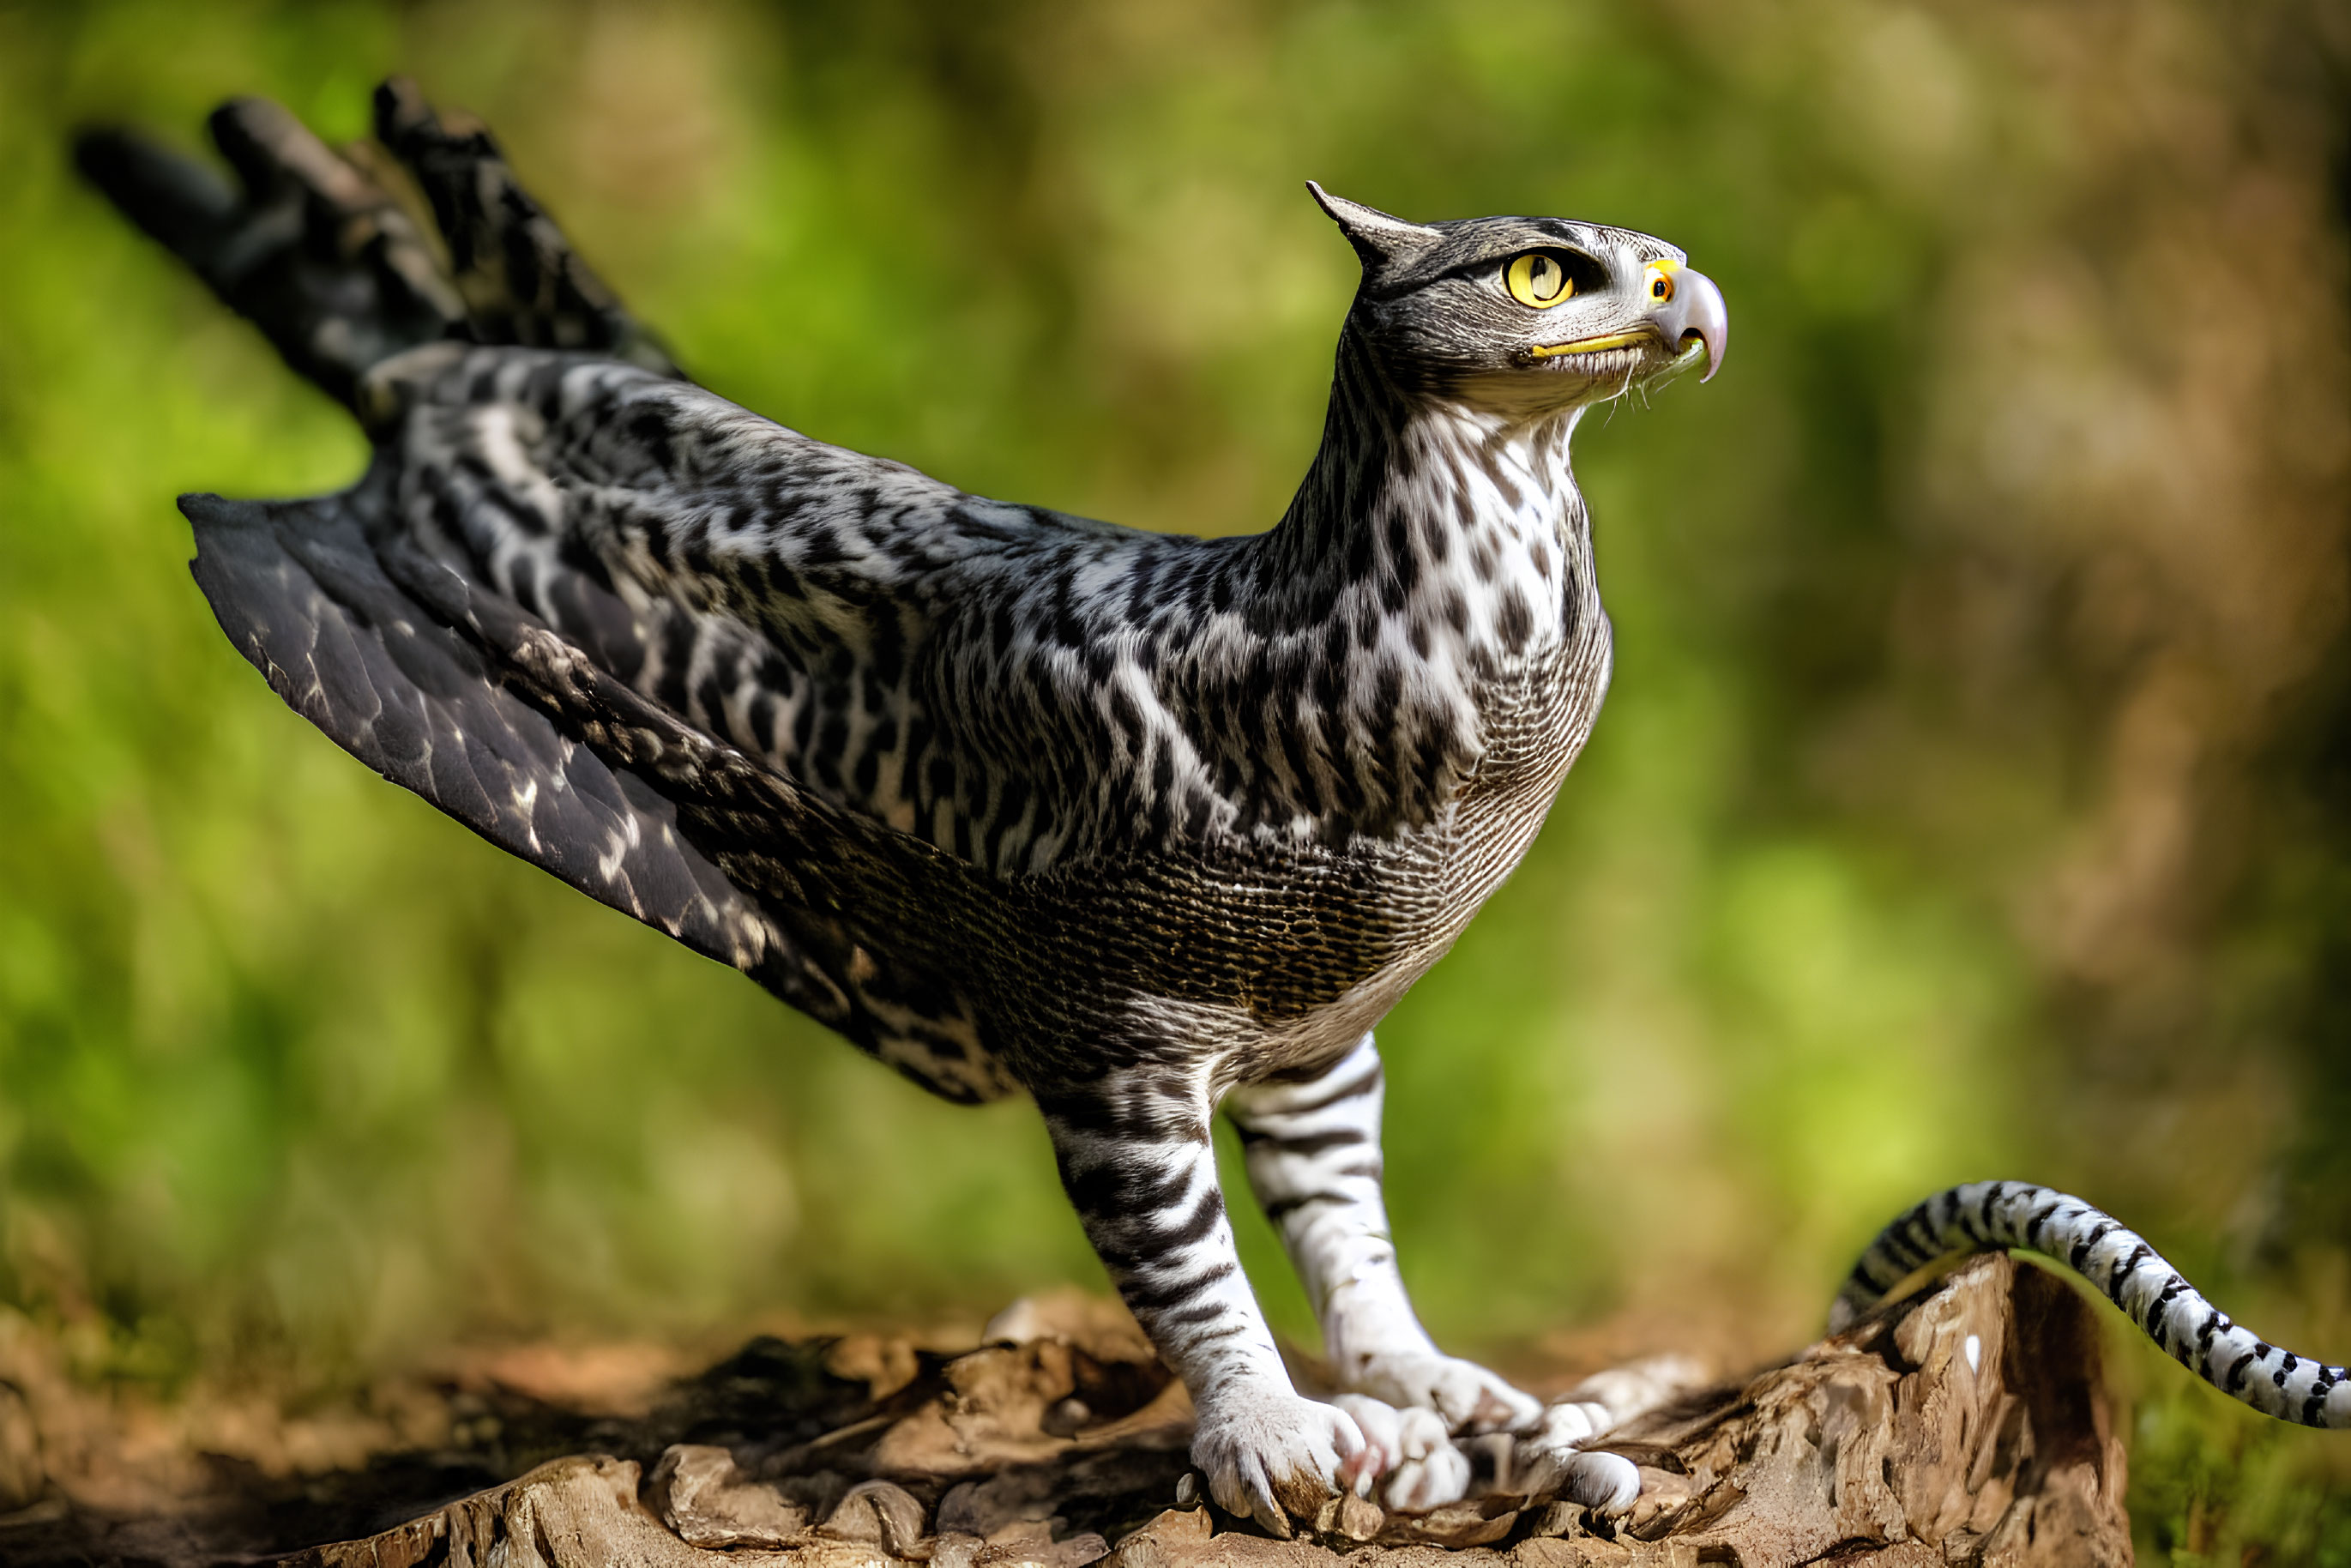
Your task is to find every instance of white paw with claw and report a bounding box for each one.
[1511,1399,1640,1515]
[1331,1394,1471,1512]
[1528,1399,1613,1450]
[1555,1450,1641,1514]
[1339,1349,1545,1434]
[1192,1390,1367,1534]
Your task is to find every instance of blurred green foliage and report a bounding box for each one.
[3,0,2349,1553]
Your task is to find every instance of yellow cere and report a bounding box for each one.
[1505,251,1574,308]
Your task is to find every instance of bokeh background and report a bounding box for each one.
[4,0,2350,1554]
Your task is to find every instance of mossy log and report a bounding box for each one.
[0,1254,2128,1567]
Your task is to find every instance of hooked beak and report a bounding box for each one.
[1526,258,1730,383]
[1650,260,1728,383]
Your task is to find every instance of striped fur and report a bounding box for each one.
[81,83,1732,1527]
[1229,1036,1541,1432]
[1040,1071,1374,1516]
[1834,1181,2350,1428]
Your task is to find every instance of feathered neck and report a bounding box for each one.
[1191,328,1608,845]
[1246,329,1594,659]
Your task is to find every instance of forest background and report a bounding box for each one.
[3,0,2348,1558]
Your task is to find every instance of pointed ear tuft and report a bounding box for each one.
[1307,181,1442,266]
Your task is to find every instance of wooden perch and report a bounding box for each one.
[0,1254,2129,1567]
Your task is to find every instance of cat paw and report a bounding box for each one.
[1528,1447,1641,1513]
[1332,1394,1471,1511]
[1337,1349,1544,1435]
[1509,1401,1640,1515]
[1192,1390,1367,1535]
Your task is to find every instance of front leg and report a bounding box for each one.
[1040,1073,1368,1533]
[1226,1034,1543,1438]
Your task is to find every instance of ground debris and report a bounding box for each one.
[0,1257,2126,1565]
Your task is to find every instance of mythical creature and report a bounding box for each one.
[78,81,2342,1536]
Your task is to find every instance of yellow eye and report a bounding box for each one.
[1647,264,1676,304]
[1505,251,1573,308]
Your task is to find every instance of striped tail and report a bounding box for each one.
[1832,1180,2348,1428]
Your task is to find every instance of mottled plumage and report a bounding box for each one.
[81,81,1731,1524]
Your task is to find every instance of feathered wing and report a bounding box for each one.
[75,81,674,400]
[184,485,775,974]
[89,79,1420,1096]
[365,340,1275,877]
[86,75,1474,899]
[371,77,677,374]
[77,81,1021,1099]
[183,480,1017,1102]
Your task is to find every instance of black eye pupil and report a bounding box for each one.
[1508,252,1576,305]
[1652,279,1666,298]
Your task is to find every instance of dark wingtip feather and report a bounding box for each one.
[371,76,443,156]
[74,126,239,268]
[177,492,232,524]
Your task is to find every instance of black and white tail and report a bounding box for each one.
[1835,1180,2348,1428]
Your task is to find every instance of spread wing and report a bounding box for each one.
[184,481,1017,1103]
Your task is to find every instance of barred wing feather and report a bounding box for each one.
[183,485,1016,1102]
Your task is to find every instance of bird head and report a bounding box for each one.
[1310,184,1727,414]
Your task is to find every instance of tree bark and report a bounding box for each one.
[0,1254,2130,1567]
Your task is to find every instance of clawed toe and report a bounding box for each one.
[1333,1394,1471,1511]
[1193,1390,1365,1535]
[1341,1350,1544,1436]
[1384,1433,1473,1512]
[1557,1450,1641,1513]
[1196,1385,1645,1529]
[1509,1400,1640,1516]
[1532,1399,1612,1449]
[1329,1395,1404,1490]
